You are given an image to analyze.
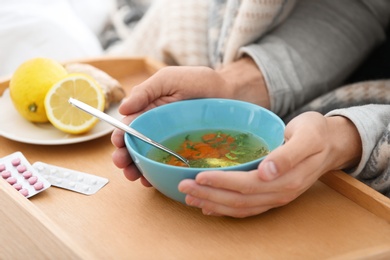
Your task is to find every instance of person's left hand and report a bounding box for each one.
[178,112,362,218]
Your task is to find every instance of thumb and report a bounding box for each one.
[119,85,153,115]
[257,127,323,181]
[258,112,327,181]
[257,159,279,181]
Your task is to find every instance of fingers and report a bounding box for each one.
[192,170,272,194]
[112,145,152,187]
[190,168,299,195]
[123,164,153,188]
[111,128,125,148]
[179,160,324,218]
[187,194,274,218]
[180,177,273,207]
[179,170,291,203]
[118,72,161,116]
[179,179,284,218]
[112,147,132,169]
[121,162,151,186]
[119,86,156,115]
[118,68,180,116]
[119,65,229,116]
[140,176,153,187]
[111,115,134,148]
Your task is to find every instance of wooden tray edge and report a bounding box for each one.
[320,171,390,222]
[0,180,94,259]
[327,244,390,260]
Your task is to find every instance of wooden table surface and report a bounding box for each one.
[1,57,390,260]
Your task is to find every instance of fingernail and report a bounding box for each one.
[203,210,215,216]
[178,180,194,193]
[263,161,278,180]
[186,195,203,208]
[198,179,211,186]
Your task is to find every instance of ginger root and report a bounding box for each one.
[65,63,126,110]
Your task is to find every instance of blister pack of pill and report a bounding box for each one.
[0,151,51,198]
[33,161,109,195]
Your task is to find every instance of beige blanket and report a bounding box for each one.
[109,0,296,68]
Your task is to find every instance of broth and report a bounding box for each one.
[147,129,269,168]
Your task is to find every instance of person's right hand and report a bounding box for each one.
[111,57,270,186]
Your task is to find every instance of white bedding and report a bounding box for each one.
[0,0,115,77]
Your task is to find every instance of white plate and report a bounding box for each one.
[0,89,123,145]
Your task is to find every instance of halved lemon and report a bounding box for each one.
[9,57,68,123]
[44,73,105,134]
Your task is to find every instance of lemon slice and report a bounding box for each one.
[44,73,105,134]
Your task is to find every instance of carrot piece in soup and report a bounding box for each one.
[192,143,220,159]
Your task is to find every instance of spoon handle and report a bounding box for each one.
[68,98,190,167]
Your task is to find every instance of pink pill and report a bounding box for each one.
[11,158,21,166]
[34,182,44,191]
[1,171,11,179]
[22,171,33,179]
[13,183,22,191]
[0,164,5,171]
[16,165,27,173]
[19,188,29,197]
[7,177,17,185]
[28,176,38,185]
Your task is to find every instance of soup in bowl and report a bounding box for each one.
[125,98,285,203]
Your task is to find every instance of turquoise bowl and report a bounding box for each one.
[124,98,285,203]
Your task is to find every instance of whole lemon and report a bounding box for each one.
[9,57,68,123]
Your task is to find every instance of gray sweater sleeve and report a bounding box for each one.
[240,0,390,117]
[326,105,390,197]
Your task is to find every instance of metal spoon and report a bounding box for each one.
[68,98,190,167]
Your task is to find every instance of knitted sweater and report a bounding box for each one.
[289,80,390,197]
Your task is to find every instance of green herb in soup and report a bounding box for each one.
[147,129,269,168]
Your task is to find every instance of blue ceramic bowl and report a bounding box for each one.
[125,98,285,203]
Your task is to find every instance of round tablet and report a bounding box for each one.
[34,182,44,191]
[16,165,27,173]
[19,188,29,197]
[22,171,33,179]
[11,158,21,166]
[1,171,12,179]
[28,176,38,185]
[13,183,23,191]
[7,177,17,185]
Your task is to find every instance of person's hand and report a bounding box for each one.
[178,112,362,218]
[111,57,269,186]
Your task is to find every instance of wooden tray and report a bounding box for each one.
[1,57,390,259]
